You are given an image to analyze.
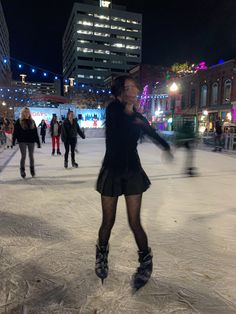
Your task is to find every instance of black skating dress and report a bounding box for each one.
[96,100,170,197]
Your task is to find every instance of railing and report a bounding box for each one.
[201,132,236,150]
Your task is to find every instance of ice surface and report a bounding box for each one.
[0,138,236,313]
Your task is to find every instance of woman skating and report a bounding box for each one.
[13,107,41,178]
[95,75,173,289]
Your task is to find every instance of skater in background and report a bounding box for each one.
[213,118,223,152]
[50,114,62,155]
[13,107,41,178]
[95,75,173,289]
[3,118,14,148]
[61,111,85,168]
[175,120,197,176]
[38,119,47,144]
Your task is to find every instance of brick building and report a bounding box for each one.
[151,59,236,132]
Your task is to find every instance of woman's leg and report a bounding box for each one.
[125,194,148,252]
[19,143,27,169]
[95,195,118,281]
[125,193,153,290]
[64,142,69,162]
[56,135,60,151]
[52,136,56,154]
[70,138,77,164]
[28,143,35,168]
[98,195,118,246]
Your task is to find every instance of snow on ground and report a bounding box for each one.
[0,137,236,313]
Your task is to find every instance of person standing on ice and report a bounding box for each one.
[95,75,173,290]
[50,114,62,155]
[13,107,41,178]
[61,110,85,168]
[38,119,47,144]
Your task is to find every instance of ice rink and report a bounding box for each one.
[0,137,236,313]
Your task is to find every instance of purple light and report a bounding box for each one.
[232,108,236,121]
[140,85,149,108]
[195,61,208,71]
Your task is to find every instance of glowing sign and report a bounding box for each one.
[100,1,111,7]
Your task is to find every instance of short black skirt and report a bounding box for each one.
[96,167,151,197]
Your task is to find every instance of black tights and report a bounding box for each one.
[98,194,148,252]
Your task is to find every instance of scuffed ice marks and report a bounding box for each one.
[0,211,68,241]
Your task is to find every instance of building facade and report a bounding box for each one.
[63,0,142,86]
[0,0,11,86]
[148,59,236,132]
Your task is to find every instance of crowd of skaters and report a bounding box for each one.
[0,108,86,178]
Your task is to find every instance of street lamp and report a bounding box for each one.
[169,82,179,130]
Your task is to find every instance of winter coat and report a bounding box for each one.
[13,119,40,147]
[38,122,47,136]
[61,118,85,143]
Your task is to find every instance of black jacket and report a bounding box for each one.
[38,122,47,136]
[102,99,170,173]
[61,118,85,143]
[13,119,40,147]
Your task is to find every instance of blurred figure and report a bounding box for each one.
[38,119,47,143]
[213,118,223,152]
[13,107,41,178]
[3,118,14,148]
[61,111,85,168]
[50,114,61,155]
[175,120,197,176]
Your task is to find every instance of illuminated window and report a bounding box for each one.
[126,28,139,33]
[126,45,140,50]
[224,79,232,102]
[94,14,109,20]
[112,17,126,23]
[126,19,140,24]
[111,25,126,31]
[126,36,135,41]
[78,74,85,78]
[112,43,125,48]
[78,40,91,44]
[94,32,110,37]
[78,21,93,26]
[200,85,207,107]
[211,83,218,105]
[94,23,110,28]
[77,47,93,53]
[94,49,110,54]
[77,30,93,35]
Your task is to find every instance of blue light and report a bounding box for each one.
[43,72,47,77]
[81,84,85,88]
[31,69,36,73]
[108,91,111,94]
[54,76,58,80]
[3,59,7,64]
[64,79,68,83]
[18,64,22,68]
[218,59,225,64]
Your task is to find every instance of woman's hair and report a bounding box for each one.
[20,107,35,129]
[111,75,138,98]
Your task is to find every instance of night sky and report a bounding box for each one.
[1,0,236,77]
